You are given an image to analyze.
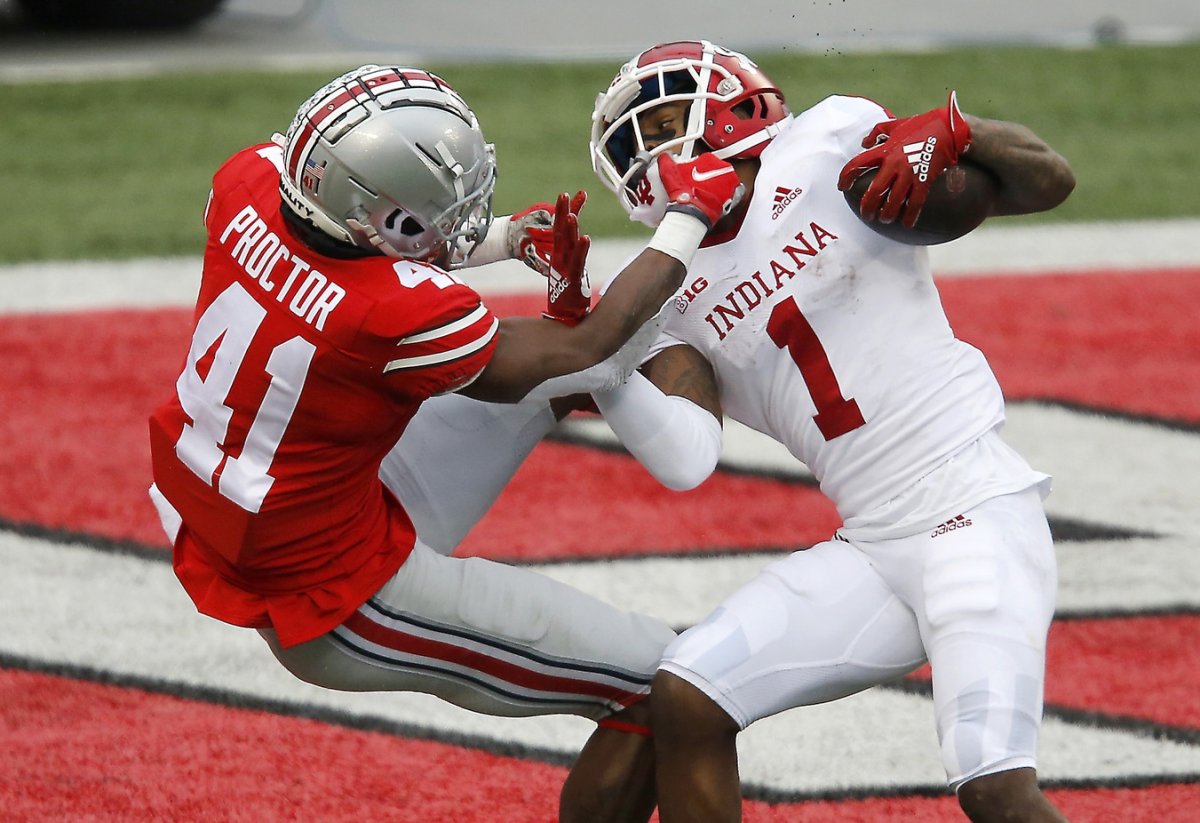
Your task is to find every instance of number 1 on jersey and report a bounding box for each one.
[767,296,865,441]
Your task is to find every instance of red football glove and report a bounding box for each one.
[515,190,587,275]
[656,152,745,230]
[837,90,972,228]
[543,192,592,326]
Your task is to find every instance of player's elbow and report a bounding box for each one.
[997,150,1076,216]
[1047,158,1076,209]
[1031,151,1076,212]
[632,404,722,492]
[651,460,716,492]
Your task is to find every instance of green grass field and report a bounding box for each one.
[2,42,1197,263]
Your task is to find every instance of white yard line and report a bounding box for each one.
[2,219,1199,316]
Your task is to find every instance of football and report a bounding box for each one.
[843,159,999,245]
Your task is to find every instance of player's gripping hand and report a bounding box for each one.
[513,190,587,275]
[837,90,972,228]
[656,152,745,230]
[543,192,592,326]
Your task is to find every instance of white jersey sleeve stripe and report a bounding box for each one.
[383,317,498,373]
[399,303,490,345]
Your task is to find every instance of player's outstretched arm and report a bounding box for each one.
[462,157,743,404]
[463,252,683,404]
[962,116,1076,217]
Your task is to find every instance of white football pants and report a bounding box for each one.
[660,485,1057,788]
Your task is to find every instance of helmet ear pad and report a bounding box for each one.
[704,89,790,157]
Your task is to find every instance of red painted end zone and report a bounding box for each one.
[938,268,1200,424]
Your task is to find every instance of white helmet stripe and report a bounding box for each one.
[712,120,788,160]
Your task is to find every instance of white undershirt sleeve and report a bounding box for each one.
[461,215,514,268]
[592,369,722,491]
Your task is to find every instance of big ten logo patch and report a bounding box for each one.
[674,276,709,313]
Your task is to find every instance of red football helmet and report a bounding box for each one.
[590,40,789,224]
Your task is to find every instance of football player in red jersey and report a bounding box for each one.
[587,41,1076,822]
[148,64,744,823]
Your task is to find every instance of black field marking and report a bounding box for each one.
[511,546,796,567]
[0,396,1177,565]
[0,518,166,560]
[739,773,1200,805]
[2,652,1195,806]
[1014,398,1200,435]
[0,651,575,767]
[1048,516,1158,542]
[484,513,1154,565]
[1053,605,1200,621]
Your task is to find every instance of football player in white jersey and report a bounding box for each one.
[587,41,1076,822]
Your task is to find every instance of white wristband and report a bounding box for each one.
[646,210,708,269]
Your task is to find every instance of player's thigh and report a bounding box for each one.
[379,394,556,554]
[264,542,675,719]
[659,539,927,729]
[912,487,1058,787]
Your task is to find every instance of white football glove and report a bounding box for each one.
[464,195,587,273]
[522,308,666,403]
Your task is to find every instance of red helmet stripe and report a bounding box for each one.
[285,119,316,181]
[636,40,705,67]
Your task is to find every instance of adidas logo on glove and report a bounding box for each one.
[904,137,939,183]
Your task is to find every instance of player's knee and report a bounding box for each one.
[957,768,1063,822]
[651,669,738,743]
[615,698,653,729]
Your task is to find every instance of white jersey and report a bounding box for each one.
[647,95,1045,538]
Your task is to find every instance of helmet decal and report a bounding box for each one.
[300,157,327,196]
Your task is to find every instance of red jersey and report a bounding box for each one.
[149,143,499,647]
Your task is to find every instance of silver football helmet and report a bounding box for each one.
[278,65,497,267]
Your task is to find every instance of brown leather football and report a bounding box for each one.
[843,159,999,245]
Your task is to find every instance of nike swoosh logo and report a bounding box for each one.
[691,166,732,182]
